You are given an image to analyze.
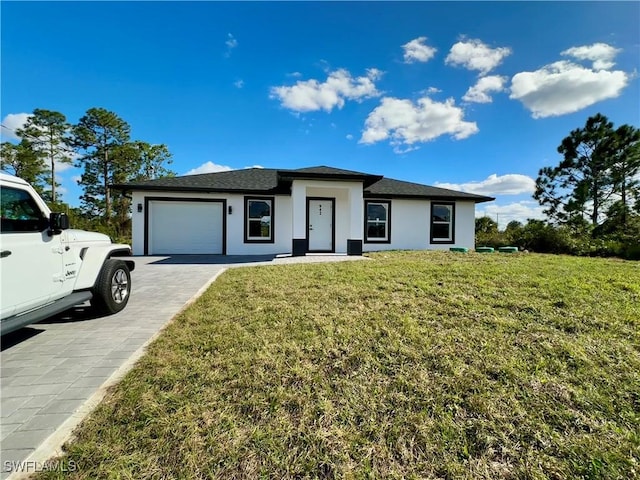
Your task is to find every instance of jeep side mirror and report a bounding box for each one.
[49,212,69,234]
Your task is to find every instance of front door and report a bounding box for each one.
[307,198,334,252]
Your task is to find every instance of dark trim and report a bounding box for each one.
[114,184,492,204]
[143,197,227,255]
[430,201,455,245]
[110,165,494,204]
[306,197,335,253]
[278,171,383,188]
[363,192,494,203]
[364,199,392,244]
[292,238,308,256]
[347,239,363,256]
[244,196,275,244]
[112,184,290,195]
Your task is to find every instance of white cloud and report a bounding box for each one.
[234,79,244,89]
[270,68,383,113]
[476,200,546,230]
[53,159,74,173]
[462,75,507,103]
[184,162,263,176]
[445,39,511,75]
[435,173,536,196]
[317,59,332,73]
[1,113,32,140]
[224,33,238,57]
[185,162,233,175]
[360,96,478,151]
[402,37,437,64]
[346,134,354,140]
[510,60,629,118]
[562,42,621,70]
[425,87,442,94]
[226,34,238,49]
[392,145,420,155]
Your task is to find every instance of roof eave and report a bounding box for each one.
[364,192,495,203]
[109,184,290,195]
[278,171,383,188]
[473,196,495,204]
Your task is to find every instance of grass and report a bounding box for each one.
[38,251,639,479]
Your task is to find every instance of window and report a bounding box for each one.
[245,197,274,242]
[0,186,47,233]
[365,200,391,243]
[430,202,455,243]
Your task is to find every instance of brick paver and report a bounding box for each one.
[1,256,226,478]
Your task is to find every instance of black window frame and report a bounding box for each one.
[430,202,455,244]
[244,196,274,243]
[364,200,391,244]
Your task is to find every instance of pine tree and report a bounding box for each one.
[16,109,72,203]
[0,140,47,195]
[70,108,131,221]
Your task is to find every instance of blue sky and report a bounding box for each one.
[2,1,639,227]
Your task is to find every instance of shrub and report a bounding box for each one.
[477,218,639,260]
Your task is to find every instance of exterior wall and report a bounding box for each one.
[131,191,292,256]
[363,198,429,252]
[131,189,479,256]
[363,199,477,252]
[131,191,145,255]
[453,201,476,250]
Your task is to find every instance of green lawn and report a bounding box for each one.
[40,252,639,479]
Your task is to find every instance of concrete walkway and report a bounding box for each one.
[1,254,365,479]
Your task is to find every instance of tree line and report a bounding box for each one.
[1,108,175,241]
[477,113,640,260]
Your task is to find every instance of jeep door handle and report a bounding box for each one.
[0,250,11,258]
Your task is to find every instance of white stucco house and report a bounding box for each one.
[112,166,493,256]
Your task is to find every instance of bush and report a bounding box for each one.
[509,220,574,254]
[475,230,510,249]
[476,219,639,260]
[46,201,132,245]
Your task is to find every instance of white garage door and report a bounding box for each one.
[149,200,224,254]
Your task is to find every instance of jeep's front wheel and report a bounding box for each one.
[92,259,131,315]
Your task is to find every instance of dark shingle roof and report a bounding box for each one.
[365,177,493,202]
[113,168,284,194]
[112,165,493,203]
[278,165,383,188]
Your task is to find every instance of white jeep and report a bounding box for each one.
[0,172,135,335]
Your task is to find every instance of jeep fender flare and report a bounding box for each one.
[74,245,135,290]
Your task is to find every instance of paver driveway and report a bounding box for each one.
[1,254,364,479]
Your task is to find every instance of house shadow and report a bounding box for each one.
[147,254,281,265]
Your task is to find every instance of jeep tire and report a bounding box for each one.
[91,259,131,315]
